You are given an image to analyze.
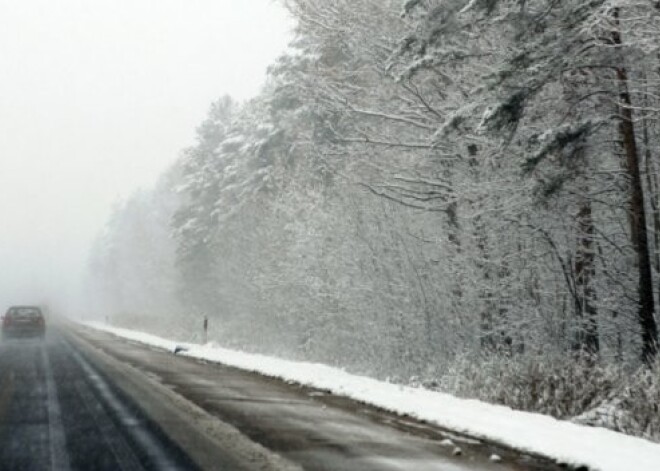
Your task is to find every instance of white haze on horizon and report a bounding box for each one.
[0,0,293,316]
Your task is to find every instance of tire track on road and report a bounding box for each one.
[0,371,15,433]
[66,340,194,470]
[73,376,144,471]
[42,346,72,471]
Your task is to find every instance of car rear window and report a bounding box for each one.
[7,307,42,318]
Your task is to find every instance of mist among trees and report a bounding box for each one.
[87,0,660,441]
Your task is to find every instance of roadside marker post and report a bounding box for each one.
[203,316,208,345]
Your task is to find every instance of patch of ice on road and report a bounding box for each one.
[82,322,660,471]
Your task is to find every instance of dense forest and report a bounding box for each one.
[87,0,660,440]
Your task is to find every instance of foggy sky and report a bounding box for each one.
[0,0,293,313]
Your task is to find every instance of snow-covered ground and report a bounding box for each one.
[82,322,660,471]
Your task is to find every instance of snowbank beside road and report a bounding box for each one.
[82,322,660,471]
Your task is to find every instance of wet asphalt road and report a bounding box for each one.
[0,325,562,471]
[0,332,199,471]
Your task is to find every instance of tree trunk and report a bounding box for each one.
[642,110,660,275]
[611,8,658,364]
[573,197,599,356]
[611,17,659,362]
[618,85,658,364]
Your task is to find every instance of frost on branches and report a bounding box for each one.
[87,0,660,442]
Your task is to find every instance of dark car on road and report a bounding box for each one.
[1,306,46,340]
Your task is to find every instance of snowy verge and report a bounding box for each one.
[80,321,660,471]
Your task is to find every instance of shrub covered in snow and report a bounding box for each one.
[574,361,660,442]
[437,354,660,442]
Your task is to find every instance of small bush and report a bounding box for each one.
[434,353,660,442]
[438,353,620,419]
[574,361,660,442]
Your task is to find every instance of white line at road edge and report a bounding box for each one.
[42,347,72,471]
[66,341,184,470]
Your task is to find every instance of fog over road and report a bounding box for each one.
[0,324,560,471]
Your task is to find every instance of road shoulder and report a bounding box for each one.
[65,328,301,471]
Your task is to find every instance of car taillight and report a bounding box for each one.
[2,316,9,327]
